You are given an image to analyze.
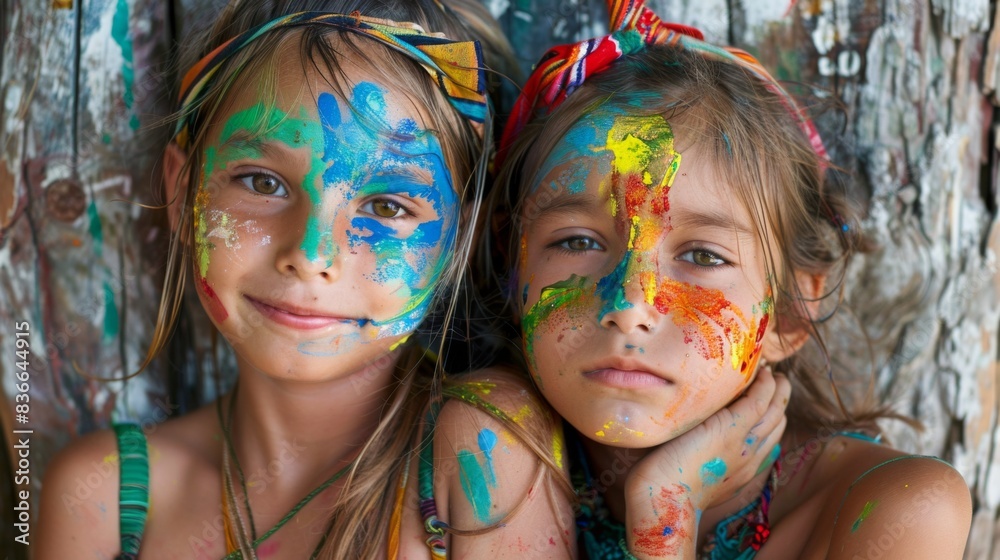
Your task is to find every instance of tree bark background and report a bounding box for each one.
[1,0,997,557]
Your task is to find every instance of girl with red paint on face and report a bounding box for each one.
[477,1,973,558]
[36,2,573,559]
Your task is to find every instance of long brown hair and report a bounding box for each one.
[148,1,505,557]
[483,45,896,437]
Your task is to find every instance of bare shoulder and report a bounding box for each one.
[435,367,575,558]
[36,427,123,558]
[36,403,222,559]
[825,442,972,559]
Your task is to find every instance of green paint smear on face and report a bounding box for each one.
[521,275,589,374]
[111,0,137,130]
[196,102,323,278]
[457,449,494,524]
[851,500,878,533]
[102,280,119,343]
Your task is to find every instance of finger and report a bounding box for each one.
[729,367,776,424]
[748,372,792,442]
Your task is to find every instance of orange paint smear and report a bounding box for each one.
[649,277,767,379]
[632,484,691,556]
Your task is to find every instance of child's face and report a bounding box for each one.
[191,59,459,383]
[518,106,776,447]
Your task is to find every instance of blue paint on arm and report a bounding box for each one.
[478,428,498,486]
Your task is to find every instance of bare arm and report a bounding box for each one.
[826,455,971,560]
[435,369,576,559]
[35,430,122,559]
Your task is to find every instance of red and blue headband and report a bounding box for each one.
[497,0,828,168]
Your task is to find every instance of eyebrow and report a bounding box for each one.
[669,207,756,237]
[524,190,603,222]
[218,132,297,161]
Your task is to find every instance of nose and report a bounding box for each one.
[598,273,660,334]
[600,300,659,334]
[274,225,342,283]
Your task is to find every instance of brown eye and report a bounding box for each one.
[688,250,726,266]
[253,174,280,194]
[557,236,603,252]
[370,199,405,218]
[239,173,284,195]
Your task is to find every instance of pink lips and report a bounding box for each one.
[246,296,354,330]
[584,368,670,388]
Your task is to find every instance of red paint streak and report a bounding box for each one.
[623,173,648,215]
[622,172,671,220]
[740,313,769,376]
[197,277,229,322]
[632,485,691,556]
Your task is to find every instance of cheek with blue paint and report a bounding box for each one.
[313,83,459,337]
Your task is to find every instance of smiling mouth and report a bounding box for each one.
[583,368,671,388]
[245,296,367,330]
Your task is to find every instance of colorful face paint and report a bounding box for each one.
[194,82,458,349]
[517,104,777,448]
[521,108,770,379]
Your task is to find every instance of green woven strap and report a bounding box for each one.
[113,423,149,559]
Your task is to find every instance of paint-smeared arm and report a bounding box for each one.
[434,369,576,559]
[825,455,971,559]
[623,367,790,559]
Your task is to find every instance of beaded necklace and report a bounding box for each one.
[216,391,355,560]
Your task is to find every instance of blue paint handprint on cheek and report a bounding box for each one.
[313,83,458,338]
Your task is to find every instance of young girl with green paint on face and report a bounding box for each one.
[36,2,572,559]
[478,1,973,558]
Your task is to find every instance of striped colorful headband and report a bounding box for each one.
[174,11,488,148]
[496,0,828,167]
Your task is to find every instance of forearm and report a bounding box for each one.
[624,484,698,560]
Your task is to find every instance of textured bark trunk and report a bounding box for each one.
[1,0,997,556]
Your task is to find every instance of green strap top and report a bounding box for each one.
[113,423,150,560]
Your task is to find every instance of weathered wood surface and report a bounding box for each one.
[0,1,201,555]
[1,0,997,556]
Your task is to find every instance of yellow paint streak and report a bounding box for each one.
[552,428,564,469]
[729,295,772,377]
[606,125,656,178]
[194,185,212,278]
[641,271,657,306]
[389,334,410,352]
[598,421,645,443]
[464,381,495,395]
[512,405,533,424]
[632,217,659,253]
